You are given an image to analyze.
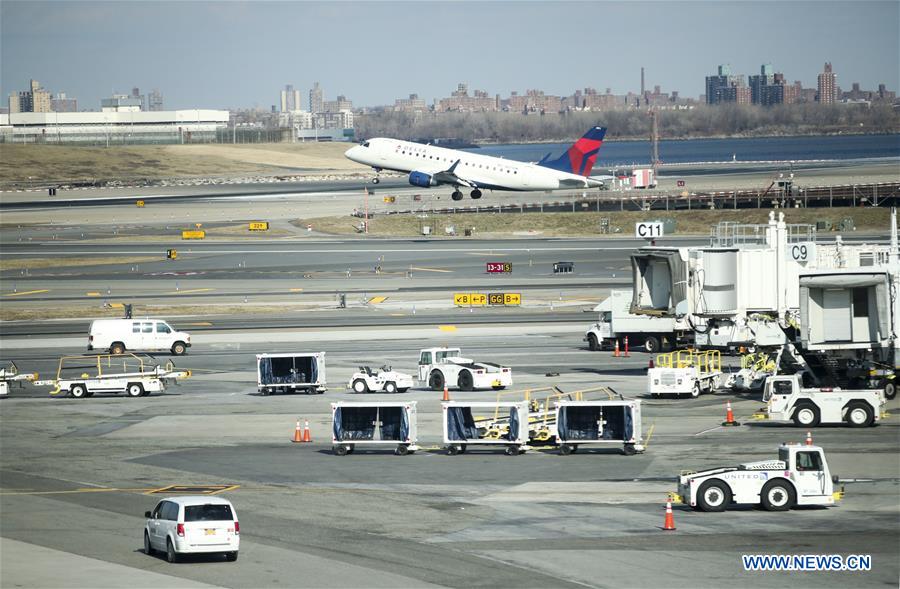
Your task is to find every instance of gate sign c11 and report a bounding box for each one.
[789,242,816,263]
[635,222,664,239]
[486,262,512,273]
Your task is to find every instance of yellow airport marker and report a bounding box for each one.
[4,289,49,297]
[409,267,453,273]
[183,322,213,327]
[289,288,304,292]
[438,325,457,332]
[170,288,214,295]
[368,296,388,304]
[389,313,405,317]
[86,292,101,297]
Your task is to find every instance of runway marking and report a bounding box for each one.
[169,288,214,295]
[438,325,457,332]
[368,296,388,304]
[0,487,155,496]
[466,252,507,256]
[644,422,656,448]
[3,289,49,297]
[183,322,213,326]
[409,267,453,273]
[289,288,304,292]
[694,425,724,436]
[86,292,101,296]
[147,484,240,495]
[389,313,405,317]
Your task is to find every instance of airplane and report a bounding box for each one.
[344,127,614,200]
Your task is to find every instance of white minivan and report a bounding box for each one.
[144,496,239,563]
[89,319,191,355]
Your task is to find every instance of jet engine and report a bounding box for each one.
[408,171,437,188]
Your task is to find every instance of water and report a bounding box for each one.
[468,134,900,166]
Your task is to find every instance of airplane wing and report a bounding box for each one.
[432,160,478,188]
[560,176,608,188]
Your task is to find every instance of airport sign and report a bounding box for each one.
[182,230,206,240]
[635,222,664,239]
[249,221,269,231]
[486,262,512,273]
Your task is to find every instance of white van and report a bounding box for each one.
[88,319,191,355]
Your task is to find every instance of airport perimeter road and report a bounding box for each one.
[1,326,898,588]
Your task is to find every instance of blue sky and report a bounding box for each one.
[2,1,898,110]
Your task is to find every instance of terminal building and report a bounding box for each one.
[0,108,230,144]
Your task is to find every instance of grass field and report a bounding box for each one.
[297,207,892,237]
[0,142,367,185]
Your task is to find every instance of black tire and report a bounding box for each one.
[696,480,731,512]
[372,177,380,185]
[504,446,520,456]
[883,382,896,400]
[691,383,701,398]
[398,388,409,393]
[492,385,506,391]
[333,445,349,456]
[171,341,186,356]
[226,551,238,562]
[623,443,637,456]
[110,342,125,355]
[459,444,467,454]
[792,402,820,427]
[428,371,445,392]
[166,539,178,563]
[395,444,409,456]
[352,379,369,394]
[446,445,460,455]
[845,401,874,428]
[761,480,796,511]
[588,333,600,351]
[458,371,474,392]
[144,531,154,555]
[70,384,87,399]
[346,445,355,455]
[126,382,144,398]
[384,381,398,394]
[644,336,661,354]
[559,444,573,456]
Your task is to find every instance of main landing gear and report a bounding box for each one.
[451,189,482,201]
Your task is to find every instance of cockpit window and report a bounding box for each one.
[362,141,370,148]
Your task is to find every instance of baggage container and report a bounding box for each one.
[554,400,644,455]
[257,352,326,395]
[331,401,418,456]
[442,401,529,455]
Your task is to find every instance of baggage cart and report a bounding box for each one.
[442,401,529,455]
[554,400,644,455]
[331,401,418,456]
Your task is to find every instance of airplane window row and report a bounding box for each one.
[400,150,517,174]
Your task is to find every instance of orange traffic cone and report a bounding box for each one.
[614,340,620,358]
[291,420,303,443]
[624,336,630,357]
[302,419,312,443]
[662,499,676,531]
[722,400,740,426]
[806,431,813,446]
[442,386,450,402]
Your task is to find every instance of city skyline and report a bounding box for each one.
[2,1,898,110]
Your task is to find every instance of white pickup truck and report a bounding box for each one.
[764,374,885,427]
[417,347,512,391]
[34,353,190,398]
[678,444,838,512]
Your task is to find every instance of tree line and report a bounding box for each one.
[356,103,899,143]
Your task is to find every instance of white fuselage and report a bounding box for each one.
[345,138,595,191]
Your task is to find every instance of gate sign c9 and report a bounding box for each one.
[789,242,816,263]
[635,222,664,239]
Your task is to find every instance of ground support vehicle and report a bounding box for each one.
[584,289,691,353]
[442,401,529,455]
[331,401,418,456]
[677,444,838,512]
[144,496,239,563]
[89,318,191,355]
[727,350,778,392]
[0,362,38,397]
[257,352,326,395]
[347,366,414,393]
[418,347,512,391]
[763,374,885,427]
[554,400,644,455]
[648,349,723,397]
[34,353,190,398]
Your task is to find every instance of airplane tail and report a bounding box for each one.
[537,126,606,177]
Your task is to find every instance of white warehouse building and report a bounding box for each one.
[0,109,230,144]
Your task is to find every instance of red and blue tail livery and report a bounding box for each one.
[537,126,607,177]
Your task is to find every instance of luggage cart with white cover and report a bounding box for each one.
[442,401,529,455]
[554,400,644,455]
[331,401,418,456]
